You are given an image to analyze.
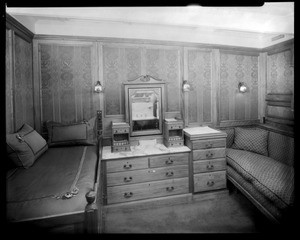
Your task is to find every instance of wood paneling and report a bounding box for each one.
[219,52,259,122]
[39,42,98,135]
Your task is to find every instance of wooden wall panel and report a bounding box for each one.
[184,48,212,126]
[39,42,97,134]
[13,34,34,131]
[219,52,259,122]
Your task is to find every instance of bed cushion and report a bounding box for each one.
[226,148,294,209]
[6,124,48,169]
[46,117,97,147]
[232,127,269,156]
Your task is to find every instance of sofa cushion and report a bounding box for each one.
[46,117,97,147]
[232,127,268,156]
[226,148,294,209]
[6,124,48,169]
[221,128,234,148]
[268,131,294,167]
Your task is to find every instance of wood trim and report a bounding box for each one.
[227,175,279,224]
[263,39,294,54]
[256,123,294,137]
[6,14,34,43]
[219,49,260,56]
[34,34,263,53]
[265,116,294,126]
[219,119,260,127]
[265,93,292,102]
[212,49,220,127]
[258,52,267,123]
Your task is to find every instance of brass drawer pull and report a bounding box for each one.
[206,164,214,170]
[206,152,214,158]
[207,180,215,186]
[166,186,174,192]
[165,159,174,165]
[166,171,174,177]
[124,192,133,198]
[205,143,213,148]
[124,176,133,182]
[123,164,132,169]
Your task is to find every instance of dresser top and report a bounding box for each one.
[102,143,190,160]
[183,126,226,139]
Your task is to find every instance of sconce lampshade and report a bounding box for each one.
[238,82,247,93]
[182,80,191,92]
[95,81,103,93]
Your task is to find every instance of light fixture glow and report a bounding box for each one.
[238,82,247,93]
[182,80,191,92]
[95,80,103,93]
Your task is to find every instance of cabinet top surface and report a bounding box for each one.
[102,143,190,160]
[183,126,226,138]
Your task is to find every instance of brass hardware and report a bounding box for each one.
[207,164,214,170]
[166,186,174,191]
[205,143,213,148]
[124,176,133,182]
[124,192,133,198]
[207,180,214,186]
[123,164,132,169]
[206,152,213,158]
[166,171,174,177]
[165,159,174,165]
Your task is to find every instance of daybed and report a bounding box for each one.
[6,114,103,234]
[220,125,294,224]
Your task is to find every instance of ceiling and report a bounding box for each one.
[6,3,294,48]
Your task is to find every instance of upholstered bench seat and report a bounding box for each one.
[227,148,294,210]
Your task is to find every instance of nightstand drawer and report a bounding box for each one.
[107,165,189,186]
[193,158,226,173]
[107,177,189,204]
[194,171,226,192]
[106,157,148,173]
[191,138,226,150]
[192,148,225,161]
[149,153,189,168]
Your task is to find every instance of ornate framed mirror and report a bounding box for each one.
[124,75,166,137]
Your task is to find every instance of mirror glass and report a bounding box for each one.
[129,88,162,135]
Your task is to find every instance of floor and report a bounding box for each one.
[102,183,280,234]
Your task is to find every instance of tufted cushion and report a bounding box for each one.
[6,124,48,169]
[46,117,97,147]
[221,128,234,148]
[232,127,268,156]
[227,148,294,209]
[268,132,294,167]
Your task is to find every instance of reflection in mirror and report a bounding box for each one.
[129,88,161,134]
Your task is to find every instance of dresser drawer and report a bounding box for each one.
[149,153,189,168]
[192,148,225,161]
[193,158,226,174]
[194,171,226,192]
[191,138,226,150]
[107,177,189,204]
[106,157,148,173]
[107,165,189,186]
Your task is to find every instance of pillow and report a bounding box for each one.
[46,117,97,147]
[6,124,48,169]
[232,127,269,156]
[221,128,235,148]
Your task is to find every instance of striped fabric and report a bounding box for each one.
[268,132,294,167]
[226,148,294,209]
[232,127,269,156]
[227,166,283,220]
[221,128,235,148]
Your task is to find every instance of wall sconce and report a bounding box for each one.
[94,80,103,93]
[182,80,191,92]
[238,82,247,93]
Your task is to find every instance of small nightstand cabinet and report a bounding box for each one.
[184,127,227,193]
[103,152,190,204]
[163,120,184,147]
[111,122,131,152]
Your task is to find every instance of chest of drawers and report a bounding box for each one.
[102,145,190,205]
[183,126,227,193]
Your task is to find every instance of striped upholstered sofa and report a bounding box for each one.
[220,125,294,224]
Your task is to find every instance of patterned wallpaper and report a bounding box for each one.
[267,49,293,94]
[14,35,34,130]
[219,53,258,121]
[40,43,97,130]
[186,49,212,124]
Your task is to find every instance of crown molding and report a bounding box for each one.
[6,13,34,42]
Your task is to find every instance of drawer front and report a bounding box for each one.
[193,148,225,161]
[193,158,226,174]
[194,171,226,192]
[107,165,189,186]
[113,128,129,134]
[107,177,189,204]
[167,124,183,130]
[149,153,189,168]
[106,157,148,173]
[192,138,226,150]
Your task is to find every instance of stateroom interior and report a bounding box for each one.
[5,3,295,234]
